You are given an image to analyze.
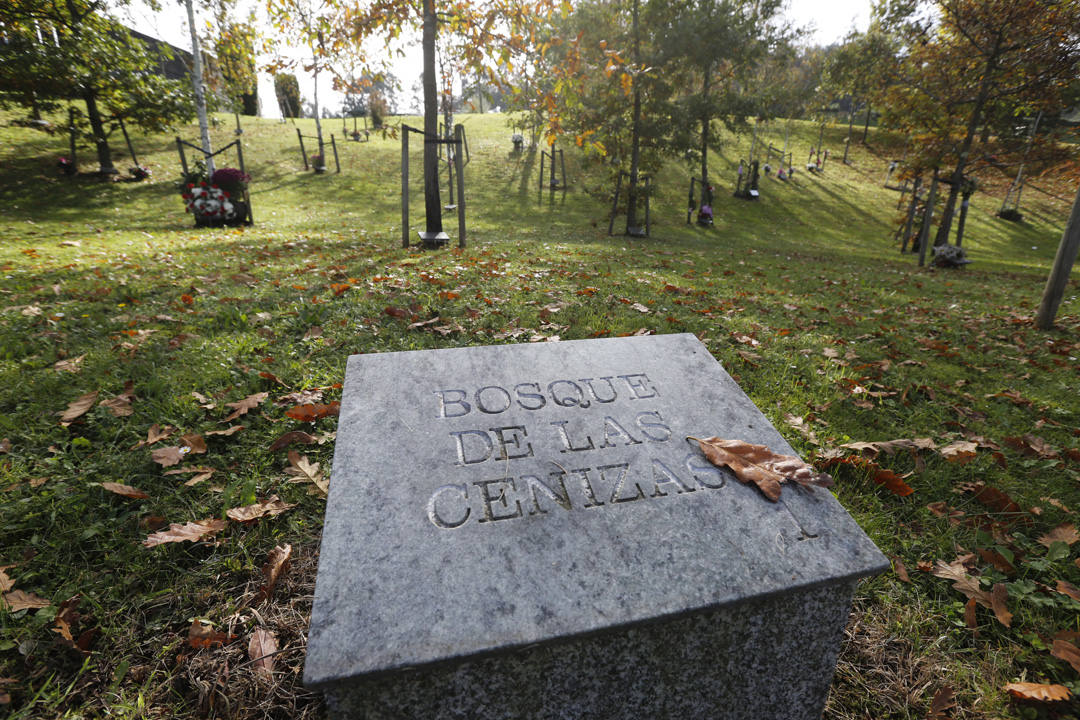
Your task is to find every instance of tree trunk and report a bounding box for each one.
[84,90,116,174]
[313,59,324,165]
[421,0,443,238]
[700,64,711,195]
[1036,183,1080,329]
[862,101,871,143]
[843,100,854,164]
[934,37,1001,247]
[184,0,215,175]
[625,0,643,235]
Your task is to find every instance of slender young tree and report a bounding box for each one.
[183,0,215,174]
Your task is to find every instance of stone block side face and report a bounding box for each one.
[324,580,857,720]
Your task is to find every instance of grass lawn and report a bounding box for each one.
[1,108,1079,719]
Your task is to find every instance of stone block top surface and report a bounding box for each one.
[304,334,887,687]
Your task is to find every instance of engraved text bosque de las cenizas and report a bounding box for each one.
[424,373,726,529]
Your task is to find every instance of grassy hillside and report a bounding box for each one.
[0,109,1078,719]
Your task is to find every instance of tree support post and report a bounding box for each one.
[401,128,410,248]
[69,108,78,170]
[454,124,466,249]
[330,135,341,173]
[1036,184,1080,329]
[297,129,308,170]
[918,172,939,267]
[118,118,139,168]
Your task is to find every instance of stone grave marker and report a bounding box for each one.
[305,333,887,719]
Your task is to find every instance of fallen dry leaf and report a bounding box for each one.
[226,496,296,523]
[991,583,1012,627]
[180,434,207,455]
[99,381,136,417]
[269,430,317,451]
[285,451,328,495]
[931,559,992,607]
[1055,580,1080,603]
[0,438,8,454]
[257,544,292,602]
[150,446,185,467]
[59,391,98,425]
[143,519,226,548]
[940,440,978,464]
[1051,638,1080,674]
[927,685,956,718]
[959,482,1024,517]
[977,547,1016,575]
[0,567,13,593]
[1038,523,1080,547]
[964,597,978,632]
[223,392,269,422]
[188,619,233,649]
[131,423,175,449]
[53,355,85,373]
[284,402,340,422]
[690,436,833,502]
[205,425,244,438]
[100,482,149,500]
[248,627,278,679]
[841,438,935,459]
[1004,682,1072,702]
[2,589,50,611]
[892,557,910,582]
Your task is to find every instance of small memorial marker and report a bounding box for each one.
[305,333,887,719]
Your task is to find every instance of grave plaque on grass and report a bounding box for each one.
[304,333,887,719]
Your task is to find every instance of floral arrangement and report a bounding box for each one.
[182,182,235,221]
[130,166,151,181]
[58,157,76,176]
[310,153,325,169]
[210,167,249,193]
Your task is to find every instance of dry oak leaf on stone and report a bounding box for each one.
[1004,682,1072,702]
[689,436,833,502]
[226,496,296,523]
[143,518,226,548]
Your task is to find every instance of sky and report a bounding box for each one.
[117,0,873,119]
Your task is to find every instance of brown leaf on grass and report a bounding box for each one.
[1052,638,1080,673]
[977,548,1016,575]
[100,482,149,500]
[1,589,50,611]
[892,557,910,582]
[223,392,268,422]
[162,466,215,486]
[964,597,978,632]
[285,451,327,495]
[191,391,216,410]
[131,423,175,449]
[940,440,978,464]
[959,482,1024,516]
[690,436,833,502]
[59,391,98,425]
[384,305,409,319]
[269,430,318,451]
[53,355,85,373]
[99,381,136,417]
[180,434,206,455]
[991,583,1012,627]
[0,438,8,454]
[784,414,819,445]
[869,467,915,497]
[284,402,340,422]
[142,519,225,547]
[931,559,992,607]
[275,388,324,406]
[257,544,292,602]
[187,619,234,649]
[927,685,956,718]
[1055,580,1080,603]
[226,496,296,523]
[248,627,277,678]
[987,390,1032,407]
[1038,523,1080,547]
[150,446,185,467]
[205,425,244,438]
[0,567,14,593]
[1004,682,1071,702]
[1005,435,1059,459]
[841,438,936,459]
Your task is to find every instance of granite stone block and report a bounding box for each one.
[305,333,888,718]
